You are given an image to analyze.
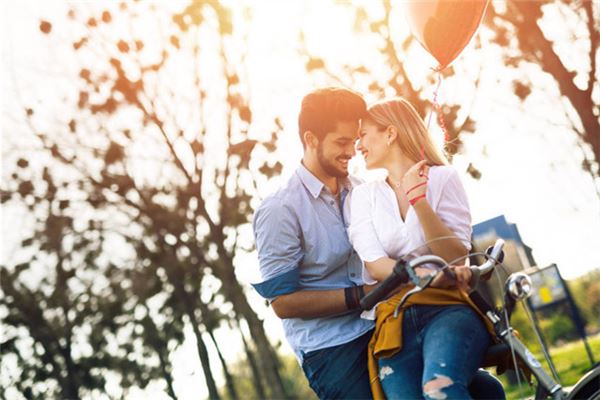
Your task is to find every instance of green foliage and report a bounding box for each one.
[569,269,600,330]
[539,313,577,346]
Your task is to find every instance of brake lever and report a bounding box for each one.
[392,269,437,318]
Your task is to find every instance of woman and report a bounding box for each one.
[348,98,497,399]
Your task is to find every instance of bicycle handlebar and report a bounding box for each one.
[477,238,505,275]
[359,239,505,311]
[359,259,410,311]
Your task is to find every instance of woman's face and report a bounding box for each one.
[357,119,389,169]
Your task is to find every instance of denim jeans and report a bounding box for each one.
[377,304,493,400]
[301,329,374,399]
[301,316,505,400]
[469,369,506,400]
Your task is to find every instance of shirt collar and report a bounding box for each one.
[296,162,353,199]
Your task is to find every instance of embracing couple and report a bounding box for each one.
[252,87,505,400]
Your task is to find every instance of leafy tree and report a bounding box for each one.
[586,282,600,325]
[2,1,286,398]
[570,269,600,329]
[1,163,184,398]
[487,1,599,186]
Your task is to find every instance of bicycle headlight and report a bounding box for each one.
[505,272,533,301]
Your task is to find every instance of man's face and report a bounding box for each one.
[316,120,359,178]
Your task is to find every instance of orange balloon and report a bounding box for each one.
[404,0,490,70]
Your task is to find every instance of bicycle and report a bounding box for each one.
[360,239,600,399]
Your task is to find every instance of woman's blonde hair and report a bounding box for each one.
[366,97,448,166]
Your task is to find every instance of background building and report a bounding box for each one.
[472,215,537,305]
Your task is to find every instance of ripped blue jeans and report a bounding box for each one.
[378,304,491,400]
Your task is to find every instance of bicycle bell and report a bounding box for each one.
[505,272,533,301]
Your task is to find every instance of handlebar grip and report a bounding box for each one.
[360,260,409,310]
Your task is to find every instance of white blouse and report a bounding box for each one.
[346,165,472,285]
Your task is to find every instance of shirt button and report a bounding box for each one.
[330,201,335,205]
[350,273,356,277]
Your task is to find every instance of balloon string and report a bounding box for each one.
[424,71,449,159]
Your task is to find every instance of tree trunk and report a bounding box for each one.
[238,319,267,400]
[207,330,238,400]
[59,344,81,400]
[157,348,177,400]
[226,280,288,399]
[142,310,177,399]
[175,283,220,400]
[195,289,238,400]
[191,320,220,400]
[209,244,289,399]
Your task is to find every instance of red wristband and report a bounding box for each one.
[405,181,428,196]
[409,194,426,206]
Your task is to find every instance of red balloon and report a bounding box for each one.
[404,0,490,70]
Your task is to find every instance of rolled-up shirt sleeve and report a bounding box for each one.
[347,184,387,286]
[252,196,303,300]
[436,168,473,251]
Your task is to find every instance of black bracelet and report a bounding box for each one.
[351,286,360,309]
[345,286,364,310]
[356,285,365,301]
[344,287,356,310]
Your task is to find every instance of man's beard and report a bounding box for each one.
[317,144,349,178]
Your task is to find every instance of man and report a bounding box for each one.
[252,87,504,399]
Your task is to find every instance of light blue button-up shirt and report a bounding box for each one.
[252,163,374,359]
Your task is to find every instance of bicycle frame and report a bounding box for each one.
[360,240,600,399]
[483,307,566,399]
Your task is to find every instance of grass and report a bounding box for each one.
[495,333,600,399]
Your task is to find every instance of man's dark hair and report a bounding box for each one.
[298,87,367,148]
